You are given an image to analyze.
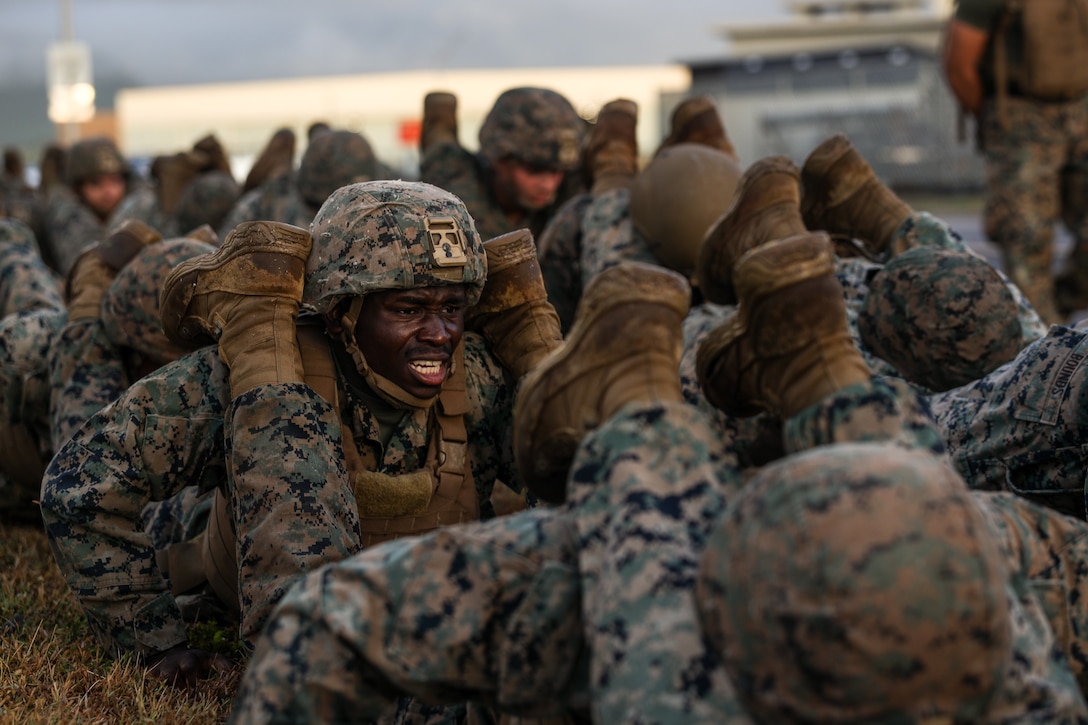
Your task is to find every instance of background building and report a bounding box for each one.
[686,0,980,191]
[111,0,973,191]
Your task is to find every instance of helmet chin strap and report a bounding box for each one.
[337,296,441,411]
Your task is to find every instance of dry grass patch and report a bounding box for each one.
[0,522,244,724]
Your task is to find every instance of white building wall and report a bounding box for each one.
[116,65,692,178]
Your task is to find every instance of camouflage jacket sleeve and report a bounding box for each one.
[48,318,126,450]
[39,346,232,657]
[462,332,521,515]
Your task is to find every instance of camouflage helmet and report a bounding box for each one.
[66,136,130,188]
[697,443,1011,723]
[101,237,217,366]
[304,180,486,315]
[297,130,379,208]
[629,143,742,279]
[858,247,1022,392]
[174,170,241,235]
[477,87,583,171]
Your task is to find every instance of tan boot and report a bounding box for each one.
[657,96,737,161]
[584,99,638,194]
[464,228,562,378]
[421,91,459,153]
[695,156,806,306]
[160,220,312,397]
[800,134,913,255]
[190,133,233,175]
[514,262,689,503]
[696,232,870,419]
[243,128,296,193]
[95,218,163,269]
[155,152,200,215]
[66,219,163,321]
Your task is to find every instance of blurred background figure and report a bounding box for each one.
[1,146,36,227]
[420,86,587,241]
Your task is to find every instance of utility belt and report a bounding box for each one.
[1004,82,1087,103]
[162,322,477,612]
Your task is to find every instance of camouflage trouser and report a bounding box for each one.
[679,302,786,471]
[537,189,657,335]
[929,324,1088,520]
[979,95,1088,324]
[980,492,1088,694]
[577,188,657,286]
[231,378,940,724]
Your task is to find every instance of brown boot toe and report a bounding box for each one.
[695,156,804,306]
[697,231,867,418]
[800,133,911,255]
[514,261,690,503]
[659,96,737,159]
[160,220,312,345]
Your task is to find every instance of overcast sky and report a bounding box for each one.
[1,0,791,89]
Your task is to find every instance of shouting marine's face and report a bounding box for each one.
[353,285,467,399]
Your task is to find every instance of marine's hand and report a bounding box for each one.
[147,644,231,688]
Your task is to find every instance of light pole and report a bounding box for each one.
[46,0,96,145]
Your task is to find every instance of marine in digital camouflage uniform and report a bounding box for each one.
[51,227,218,556]
[700,442,1088,723]
[944,0,1088,324]
[780,138,1088,518]
[0,218,66,520]
[561,135,1030,473]
[49,226,216,449]
[232,236,1088,723]
[41,181,560,717]
[588,125,1088,558]
[172,170,240,239]
[220,129,390,233]
[419,87,586,244]
[31,136,136,276]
